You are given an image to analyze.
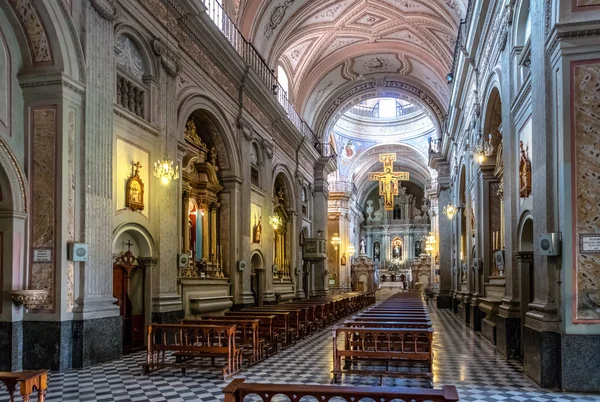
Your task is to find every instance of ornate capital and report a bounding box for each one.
[152,39,182,77]
[237,117,253,141]
[90,0,119,21]
[262,138,274,159]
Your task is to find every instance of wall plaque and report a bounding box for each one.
[33,248,52,263]
[580,235,600,254]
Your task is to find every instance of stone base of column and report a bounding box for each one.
[561,334,600,393]
[522,326,560,389]
[310,289,330,297]
[0,321,23,371]
[436,292,452,309]
[458,299,471,325]
[481,317,498,344]
[496,316,521,359]
[232,292,256,310]
[151,310,185,323]
[295,289,306,299]
[263,292,277,305]
[469,300,483,331]
[20,316,122,371]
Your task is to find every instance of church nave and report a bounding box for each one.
[1,296,597,402]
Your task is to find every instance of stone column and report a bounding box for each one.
[236,118,255,307]
[366,229,373,259]
[263,140,276,303]
[436,183,453,308]
[151,38,184,322]
[72,0,121,367]
[312,177,330,296]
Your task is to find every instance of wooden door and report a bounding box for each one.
[113,265,133,351]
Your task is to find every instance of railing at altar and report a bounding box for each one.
[197,0,319,144]
[329,181,357,194]
[314,143,338,158]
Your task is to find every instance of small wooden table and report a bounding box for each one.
[0,370,48,402]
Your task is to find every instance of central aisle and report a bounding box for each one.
[2,294,598,402]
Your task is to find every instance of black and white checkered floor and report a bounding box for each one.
[2,297,599,401]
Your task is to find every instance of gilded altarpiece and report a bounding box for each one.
[572,60,600,323]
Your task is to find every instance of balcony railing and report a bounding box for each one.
[201,0,318,143]
[329,181,357,194]
[314,143,338,158]
[348,102,419,119]
[429,138,442,155]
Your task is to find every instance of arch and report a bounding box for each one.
[272,165,297,212]
[0,136,27,213]
[112,222,157,257]
[250,250,265,270]
[313,78,445,140]
[177,93,241,178]
[113,24,158,78]
[513,0,532,47]
[517,211,534,252]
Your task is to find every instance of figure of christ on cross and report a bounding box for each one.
[368,153,410,210]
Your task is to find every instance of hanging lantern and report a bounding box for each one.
[330,233,341,250]
[154,157,179,184]
[444,204,458,220]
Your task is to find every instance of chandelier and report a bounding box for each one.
[483,133,494,156]
[347,244,356,256]
[444,203,458,220]
[269,215,282,230]
[331,233,341,250]
[154,157,179,184]
[473,133,494,164]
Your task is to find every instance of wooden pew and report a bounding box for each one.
[181,318,265,365]
[344,319,433,329]
[222,313,279,355]
[331,326,434,383]
[223,378,459,402]
[143,323,243,379]
[0,370,48,402]
[244,307,304,342]
[226,311,292,348]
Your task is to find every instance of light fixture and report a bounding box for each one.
[154,157,179,184]
[446,72,454,84]
[347,244,356,256]
[444,204,458,220]
[331,233,341,250]
[269,215,282,230]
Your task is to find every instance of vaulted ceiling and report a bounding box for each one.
[234,0,466,134]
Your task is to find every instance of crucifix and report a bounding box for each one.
[133,161,142,175]
[368,153,409,211]
[125,240,133,252]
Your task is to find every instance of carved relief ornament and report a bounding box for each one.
[237,117,253,141]
[262,138,274,159]
[90,0,119,20]
[152,39,182,77]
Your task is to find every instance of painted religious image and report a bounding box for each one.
[126,162,144,212]
[392,238,402,259]
[342,140,356,159]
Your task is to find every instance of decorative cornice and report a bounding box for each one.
[90,0,120,21]
[153,38,182,77]
[547,27,600,56]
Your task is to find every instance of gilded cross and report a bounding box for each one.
[133,161,142,174]
[368,153,409,211]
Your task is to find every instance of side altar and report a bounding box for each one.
[351,254,376,293]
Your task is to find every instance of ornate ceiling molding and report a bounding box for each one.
[314,79,445,138]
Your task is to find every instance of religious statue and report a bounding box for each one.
[359,238,366,255]
[369,153,409,210]
[366,199,374,220]
[252,215,262,244]
[209,146,218,168]
[519,141,531,198]
[374,242,380,261]
[392,238,402,258]
[126,161,144,212]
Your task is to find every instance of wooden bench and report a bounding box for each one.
[227,311,292,348]
[331,326,434,383]
[344,319,433,329]
[223,378,459,402]
[0,370,48,402]
[142,323,243,379]
[181,318,265,365]
[223,313,279,354]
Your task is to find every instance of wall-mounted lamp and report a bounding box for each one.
[444,204,459,220]
[331,233,341,250]
[154,156,179,184]
[269,215,282,230]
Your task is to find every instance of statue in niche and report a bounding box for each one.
[519,141,532,198]
[373,198,383,220]
[415,241,422,256]
[252,215,262,244]
[373,242,380,261]
[392,238,403,259]
[359,238,366,255]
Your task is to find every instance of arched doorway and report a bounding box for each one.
[112,228,155,353]
[519,215,534,352]
[250,252,264,307]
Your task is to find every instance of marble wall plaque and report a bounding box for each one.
[33,248,52,262]
[30,107,56,310]
[571,60,600,323]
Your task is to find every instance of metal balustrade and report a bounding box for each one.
[200,0,323,151]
